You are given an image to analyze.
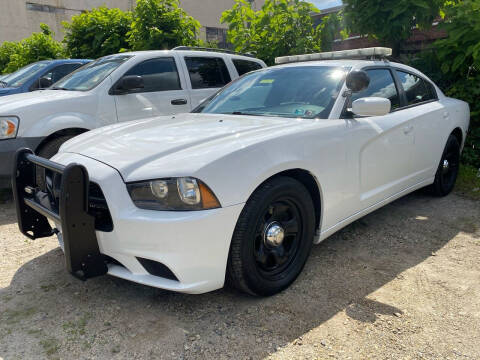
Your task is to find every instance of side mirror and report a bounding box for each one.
[346,70,370,92]
[38,76,53,89]
[352,97,391,117]
[115,75,144,94]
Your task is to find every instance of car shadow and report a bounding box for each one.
[1,191,479,359]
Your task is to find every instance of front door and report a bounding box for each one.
[345,68,416,212]
[114,57,191,122]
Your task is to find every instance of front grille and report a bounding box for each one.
[44,170,113,232]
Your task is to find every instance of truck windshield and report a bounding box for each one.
[196,66,348,119]
[52,55,132,91]
[0,62,50,88]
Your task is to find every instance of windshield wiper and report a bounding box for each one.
[50,86,69,90]
[227,111,261,116]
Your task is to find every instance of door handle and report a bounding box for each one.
[171,99,187,105]
[443,111,449,119]
[403,125,414,135]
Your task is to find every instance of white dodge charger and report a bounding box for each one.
[13,48,470,296]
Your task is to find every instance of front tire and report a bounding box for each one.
[429,134,460,196]
[227,176,315,296]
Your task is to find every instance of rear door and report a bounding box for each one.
[113,56,190,122]
[179,56,232,109]
[393,69,446,182]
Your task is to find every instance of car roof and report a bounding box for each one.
[110,50,264,62]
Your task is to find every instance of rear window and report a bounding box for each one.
[396,70,437,106]
[233,59,263,76]
[185,57,231,89]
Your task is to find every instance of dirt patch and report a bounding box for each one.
[1,191,479,359]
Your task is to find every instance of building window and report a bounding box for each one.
[206,27,229,49]
[26,2,65,14]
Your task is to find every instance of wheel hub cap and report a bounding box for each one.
[442,159,450,173]
[264,222,285,247]
[443,159,450,172]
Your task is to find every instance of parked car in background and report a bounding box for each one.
[0,59,91,97]
[0,48,266,188]
[12,48,469,296]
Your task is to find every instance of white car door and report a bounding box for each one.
[344,68,417,212]
[393,69,447,182]
[113,56,191,122]
[178,55,233,109]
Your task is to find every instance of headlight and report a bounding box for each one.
[0,116,19,140]
[127,177,221,211]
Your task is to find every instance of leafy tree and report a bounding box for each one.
[221,0,322,66]
[343,0,445,56]
[127,0,200,51]
[1,24,64,74]
[318,12,347,52]
[435,0,479,76]
[63,6,132,59]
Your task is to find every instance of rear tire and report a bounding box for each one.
[36,135,74,187]
[429,134,460,197]
[227,176,315,296]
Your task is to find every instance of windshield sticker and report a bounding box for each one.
[260,79,274,84]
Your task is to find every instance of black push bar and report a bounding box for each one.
[12,148,107,280]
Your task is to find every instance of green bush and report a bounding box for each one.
[436,0,479,168]
[221,0,322,66]
[1,24,64,74]
[0,41,21,74]
[127,0,200,51]
[63,7,132,59]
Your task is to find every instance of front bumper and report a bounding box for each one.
[0,137,44,188]
[15,150,244,294]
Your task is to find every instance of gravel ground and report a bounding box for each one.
[0,190,479,360]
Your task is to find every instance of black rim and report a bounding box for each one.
[253,198,302,278]
[441,142,460,191]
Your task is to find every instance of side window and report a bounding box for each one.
[352,69,400,110]
[232,59,263,76]
[124,57,181,92]
[185,57,231,89]
[396,70,437,106]
[45,64,83,83]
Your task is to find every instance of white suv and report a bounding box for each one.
[0,48,266,187]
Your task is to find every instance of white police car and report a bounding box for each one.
[13,48,469,296]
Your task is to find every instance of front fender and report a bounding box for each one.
[21,113,96,138]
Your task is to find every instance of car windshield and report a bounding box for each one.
[52,55,132,91]
[196,66,348,119]
[0,62,50,88]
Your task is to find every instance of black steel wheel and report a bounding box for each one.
[227,176,315,296]
[430,134,460,196]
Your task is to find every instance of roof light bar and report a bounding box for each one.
[275,47,392,65]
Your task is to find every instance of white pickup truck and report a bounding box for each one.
[0,48,266,187]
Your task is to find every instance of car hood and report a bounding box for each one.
[60,113,306,181]
[0,87,21,96]
[0,89,85,111]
